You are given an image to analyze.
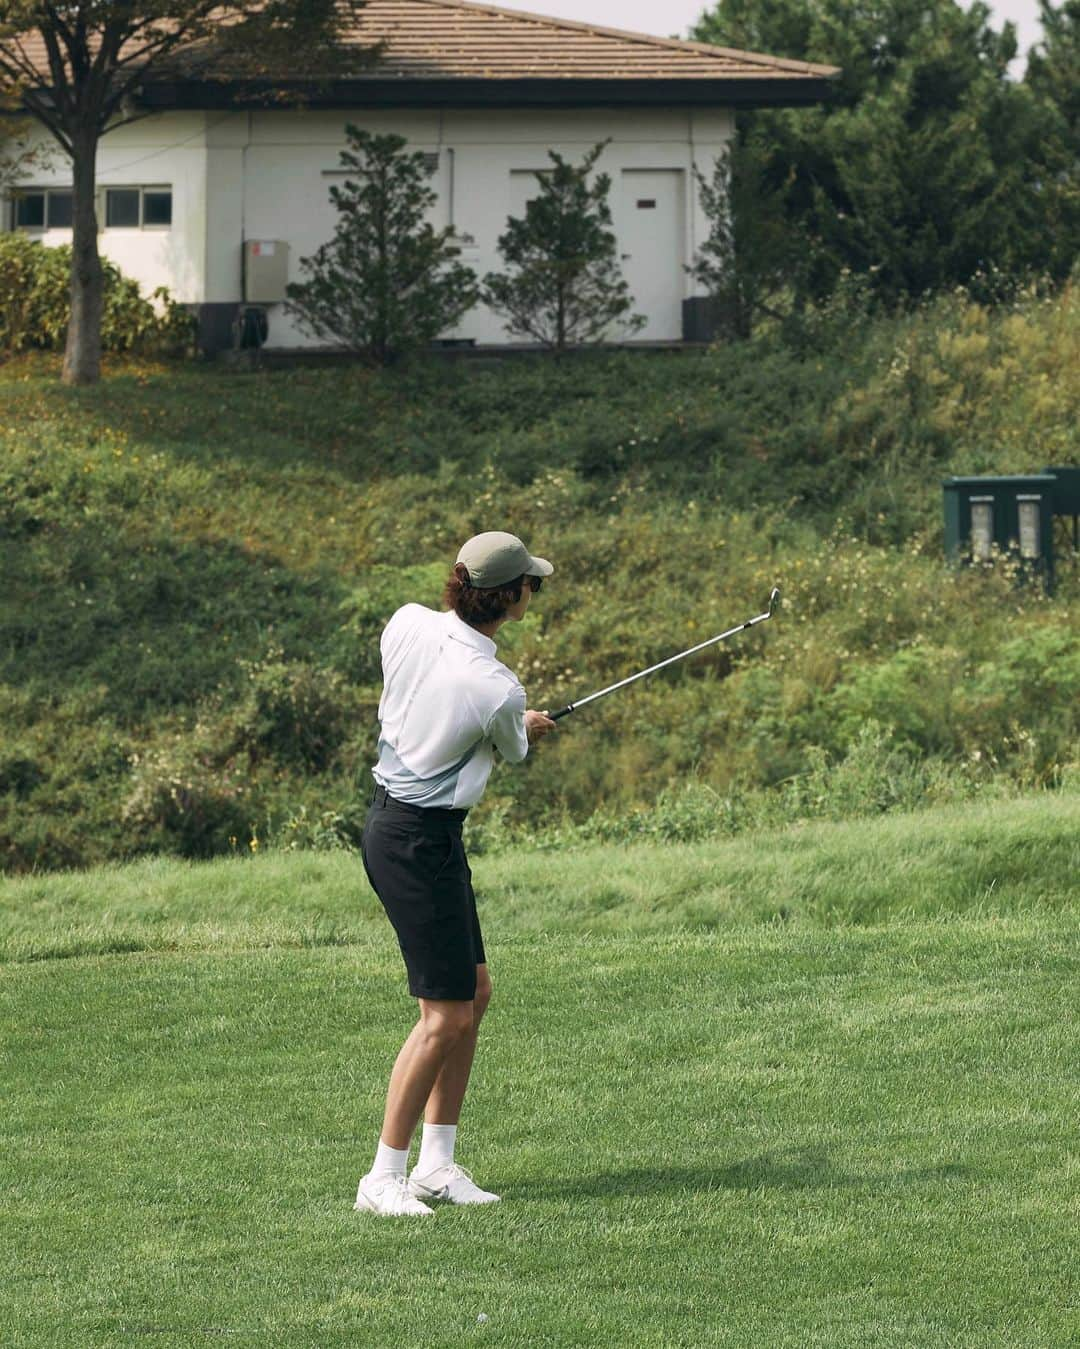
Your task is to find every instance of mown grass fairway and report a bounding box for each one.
[3,929,1078,1346]
[3,799,1078,1346]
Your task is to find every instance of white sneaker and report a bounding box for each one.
[354,1173,434,1217]
[408,1163,501,1206]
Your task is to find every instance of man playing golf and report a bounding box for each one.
[354,531,556,1218]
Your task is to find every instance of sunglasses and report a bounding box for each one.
[524,575,543,593]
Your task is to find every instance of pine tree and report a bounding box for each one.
[691,0,1071,312]
[689,143,804,337]
[285,128,479,364]
[1027,0,1080,150]
[483,143,644,350]
[1026,0,1080,278]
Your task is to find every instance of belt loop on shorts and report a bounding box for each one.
[373,784,389,808]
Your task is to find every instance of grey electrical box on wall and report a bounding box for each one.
[243,240,289,302]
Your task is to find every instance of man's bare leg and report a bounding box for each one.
[355,998,474,1217]
[379,997,475,1149]
[406,966,500,1204]
[425,964,492,1125]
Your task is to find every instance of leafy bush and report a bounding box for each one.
[122,741,254,860]
[0,234,194,356]
[331,562,446,683]
[506,726,1014,856]
[272,803,365,852]
[234,652,358,770]
[0,752,44,797]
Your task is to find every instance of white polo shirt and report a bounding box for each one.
[371,604,530,809]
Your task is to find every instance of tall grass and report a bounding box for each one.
[2,791,1078,962]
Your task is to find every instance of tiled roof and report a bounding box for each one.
[5,0,838,87]
[337,0,839,81]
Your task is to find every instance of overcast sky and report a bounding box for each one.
[492,0,1046,70]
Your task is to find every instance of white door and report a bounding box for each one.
[618,170,685,341]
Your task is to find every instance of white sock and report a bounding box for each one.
[368,1140,409,1181]
[416,1123,457,1176]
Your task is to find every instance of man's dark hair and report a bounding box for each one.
[443,564,525,628]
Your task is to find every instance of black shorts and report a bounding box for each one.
[360,786,486,1001]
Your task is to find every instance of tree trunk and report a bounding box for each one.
[63,128,103,386]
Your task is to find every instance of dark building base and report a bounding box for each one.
[682,296,736,343]
[190,301,728,361]
[189,303,242,357]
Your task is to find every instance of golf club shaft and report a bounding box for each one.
[548,590,779,722]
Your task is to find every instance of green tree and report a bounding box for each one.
[1027,0,1080,149]
[285,128,479,365]
[692,0,1072,312]
[689,142,801,337]
[483,143,644,350]
[0,1,368,385]
[0,113,50,193]
[1025,1,1080,277]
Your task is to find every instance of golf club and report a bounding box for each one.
[548,587,781,722]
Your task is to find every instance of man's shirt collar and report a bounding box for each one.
[443,608,497,657]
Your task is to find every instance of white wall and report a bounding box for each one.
[4,104,733,345]
[2,113,208,304]
[228,105,732,346]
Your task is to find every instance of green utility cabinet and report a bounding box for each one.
[1044,466,1080,557]
[943,475,1057,585]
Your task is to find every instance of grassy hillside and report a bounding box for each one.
[2,285,1079,871]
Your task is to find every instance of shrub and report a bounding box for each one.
[234,652,357,770]
[271,804,362,852]
[0,752,44,797]
[483,143,644,349]
[331,563,446,684]
[285,128,479,363]
[0,234,194,356]
[122,742,253,860]
[2,286,1079,874]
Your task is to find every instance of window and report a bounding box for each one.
[970,499,994,562]
[104,186,172,229]
[13,190,73,230]
[11,185,170,232]
[106,188,141,227]
[48,192,73,228]
[1018,496,1042,560]
[15,193,45,228]
[142,190,172,227]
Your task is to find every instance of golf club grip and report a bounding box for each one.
[548,705,574,721]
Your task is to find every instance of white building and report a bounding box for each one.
[3,0,836,353]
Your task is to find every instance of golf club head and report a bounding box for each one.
[768,586,781,616]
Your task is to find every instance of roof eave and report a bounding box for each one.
[136,74,838,111]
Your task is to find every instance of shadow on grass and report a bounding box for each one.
[509,1151,972,1200]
